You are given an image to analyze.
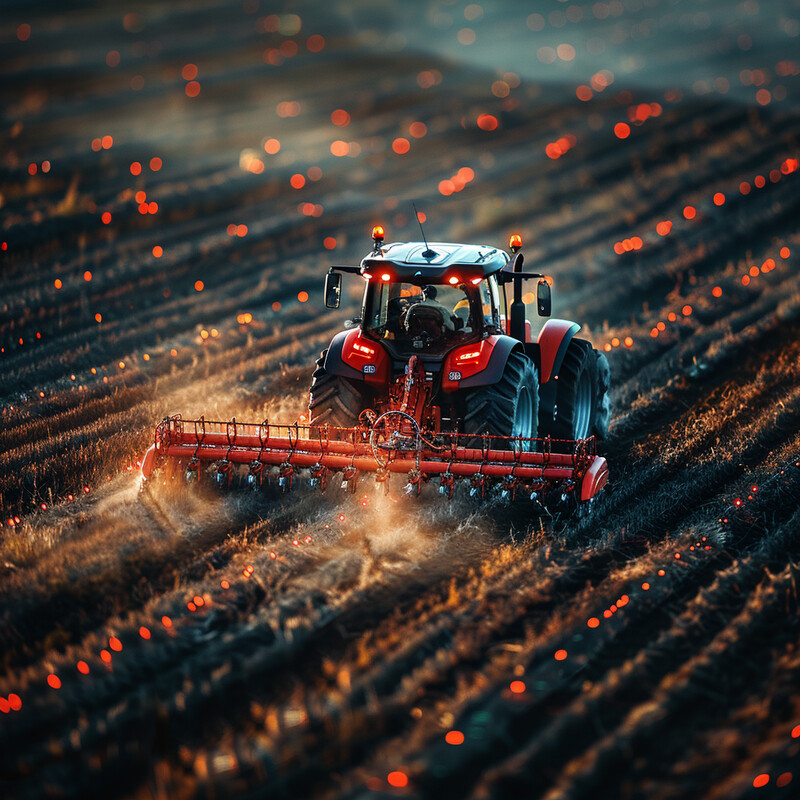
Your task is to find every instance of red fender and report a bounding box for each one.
[141,444,157,481]
[581,456,609,501]
[340,329,390,386]
[538,319,580,383]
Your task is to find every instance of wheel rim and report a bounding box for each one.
[573,370,592,439]
[512,385,535,450]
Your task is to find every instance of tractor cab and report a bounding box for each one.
[326,233,513,367]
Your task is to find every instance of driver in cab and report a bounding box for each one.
[401,285,457,346]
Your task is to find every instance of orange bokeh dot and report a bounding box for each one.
[298,291,309,302]
[152,245,163,258]
[753,774,769,788]
[740,181,751,194]
[445,730,465,745]
[576,85,593,101]
[77,661,90,674]
[409,121,427,138]
[130,161,142,175]
[776,773,792,788]
[477,114,498,131]
[91,138,102,151]
[150,156,162,171]
[139,626,151,639]
[331,109,350,126]
[324,236,336,249]
[237,224,248,237]
[84,270,92,282]
[439,180,455,196]
[331,140,348,156]
[264,138,280,154]
[290,174,306,189]
[102,135,113,149]
[780,246,790,258]
[754,175,765,188]
[109,636,122,651]
[712,286,722,297]
[54,279,62,289]
[148,201,158,214]
[272,301,281,311]
[101,211,111,224]
[8,693,21,711]
[47,674,61,689]
[554,649,568,661]
[509,680,526,694]
[742,275,750,285]
[614,122,630,139]
[587,617,600,628]
[195,280,204,292]
[642,582,650,590]
[713,192,725,205]
[392,138,410,154]
[306,34,325,52]
[683,205,696,220]
[387,772,408,788]
[682,305,692,316]
[17,23,31,41]
[101,649,112,662]
[181,63,198,81]
[185,81,201,98]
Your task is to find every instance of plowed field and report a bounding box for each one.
[2,2,800,798]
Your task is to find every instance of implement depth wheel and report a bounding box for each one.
[308,350,371,428]
[462,351,539,450]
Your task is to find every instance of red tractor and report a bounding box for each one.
[141,228,610,509]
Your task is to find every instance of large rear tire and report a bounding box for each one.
[308,350,370,428]
[591,350,611,440]
[542,339,595,441]
[462,351,539,450]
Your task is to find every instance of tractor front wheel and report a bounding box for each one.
[462,351,539,450]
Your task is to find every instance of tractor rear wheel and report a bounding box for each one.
[543,338,595,441]
[462,351,539,450]
[591,350,611,440]
[308,350,370,428]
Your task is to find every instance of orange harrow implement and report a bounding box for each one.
[141,414,608,505]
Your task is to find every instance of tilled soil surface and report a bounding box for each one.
[2,2,800,799]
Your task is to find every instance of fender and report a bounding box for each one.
[324,329,390,387]
[442,335,523,391]
[538,319,580,424]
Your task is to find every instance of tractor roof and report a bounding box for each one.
[360,241,509,282]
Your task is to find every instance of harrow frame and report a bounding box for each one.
[141,415,608,504]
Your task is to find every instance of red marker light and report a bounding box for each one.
[381,273,391,282]
[448,276,460,285]
[509,233,522,250]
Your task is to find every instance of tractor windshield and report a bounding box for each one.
[364,281,498,355]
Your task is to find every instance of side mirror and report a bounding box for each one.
[537,279,551,317]
[324,271,341,308]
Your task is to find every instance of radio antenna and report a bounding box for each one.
[413,203,436,258]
